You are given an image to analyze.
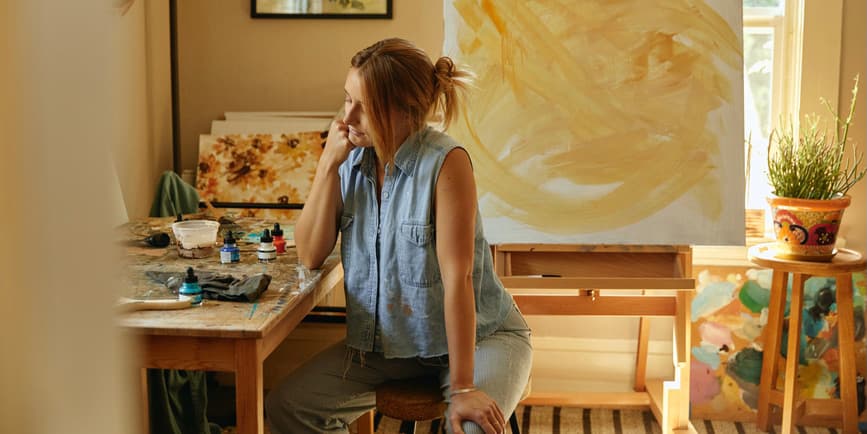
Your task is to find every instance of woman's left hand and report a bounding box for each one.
[447,390,507,434]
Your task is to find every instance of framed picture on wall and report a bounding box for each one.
[251,0,392,19]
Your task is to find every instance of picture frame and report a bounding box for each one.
[251,0,392,19]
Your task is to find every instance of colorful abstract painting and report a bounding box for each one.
[196,132,325,221]
[443,0,744,244]
[690,268,867,420]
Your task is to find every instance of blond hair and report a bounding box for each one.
[350,38,471,165]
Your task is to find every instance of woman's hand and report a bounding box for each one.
[320,119,355,169]
[448,390,507,434]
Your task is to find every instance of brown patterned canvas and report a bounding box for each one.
[196,132,325,220]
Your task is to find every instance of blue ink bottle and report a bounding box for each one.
[257,229,277,263]
[179,267,203,306]
[220,231,240,264]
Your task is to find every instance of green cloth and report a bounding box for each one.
[149,170,201,217]
[148,370,221,434]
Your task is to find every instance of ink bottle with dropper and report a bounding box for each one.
[220,231,240,264]
[179,267,203,306]
[257,229,277,263]
[272,223,286,254]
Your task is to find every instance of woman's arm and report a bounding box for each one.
[436,148,506,434]
[295,120,353,269]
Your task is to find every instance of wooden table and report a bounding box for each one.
[116,217,342,434]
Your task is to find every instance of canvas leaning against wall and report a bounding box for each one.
[443,0,745,245]
[690,268,867,420]
[196,132,324,220]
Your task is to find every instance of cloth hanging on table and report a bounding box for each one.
[149,170,201,218]
[147,369,222,434]
[145,270,271,302]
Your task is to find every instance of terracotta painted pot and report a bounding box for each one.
[767,195,851,262]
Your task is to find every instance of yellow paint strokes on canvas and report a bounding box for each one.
[449,0,741,233]
[480,0,505,35]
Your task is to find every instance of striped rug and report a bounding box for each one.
[373,406,844,434]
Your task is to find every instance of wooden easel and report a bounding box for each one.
[493,244,696,434]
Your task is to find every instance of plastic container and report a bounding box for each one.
[172,220,220,258]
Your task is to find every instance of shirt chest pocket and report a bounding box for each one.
[396,221,441,288]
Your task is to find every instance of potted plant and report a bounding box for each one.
[766,76,865,261]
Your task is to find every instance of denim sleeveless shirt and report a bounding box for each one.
[337,126,514,358]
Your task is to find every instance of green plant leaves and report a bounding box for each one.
[765,75,866,199]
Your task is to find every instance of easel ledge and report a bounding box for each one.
[492,244,697,434]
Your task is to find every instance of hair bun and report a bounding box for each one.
[435,57,455,78]
[434,57,456,93]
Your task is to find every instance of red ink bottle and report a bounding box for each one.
[272,223,286,254]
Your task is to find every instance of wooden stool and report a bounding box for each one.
[749,243,866,434]
[372,376,525,434]
[376,376,447,433]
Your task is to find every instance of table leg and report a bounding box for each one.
[757,270,788,431]
[235,339,264,434]
[782,273,807,434]
[834,273,858,434]
[355,410,374,434]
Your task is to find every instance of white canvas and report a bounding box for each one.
[443,0,745,246]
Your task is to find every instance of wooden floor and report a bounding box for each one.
[220,406,847,433]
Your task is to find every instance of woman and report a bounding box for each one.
[265,38,532,434]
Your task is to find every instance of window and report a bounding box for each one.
[743,0,790,213]
[742,0,845,238]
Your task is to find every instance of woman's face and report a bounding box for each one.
[343,68,373,148]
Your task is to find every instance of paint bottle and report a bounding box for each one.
[257,229,277,263]
[220,231,240,264]
[178,267,203,306]
[272,223,286,254]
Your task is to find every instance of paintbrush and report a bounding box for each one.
[115,297,193,313]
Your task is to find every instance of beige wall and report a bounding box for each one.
[111,0,150,219]
[800,0,866,255]
[176,0,443,172]
[837,0,866,254]
[110,0,174,220]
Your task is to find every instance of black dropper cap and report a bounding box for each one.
[272,223,283,237]
[144,232,171,248]
[260,229,272,243]
[223,231,236,245]
[184,267,198,283]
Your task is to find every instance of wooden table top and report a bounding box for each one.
[115,216,338,339]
